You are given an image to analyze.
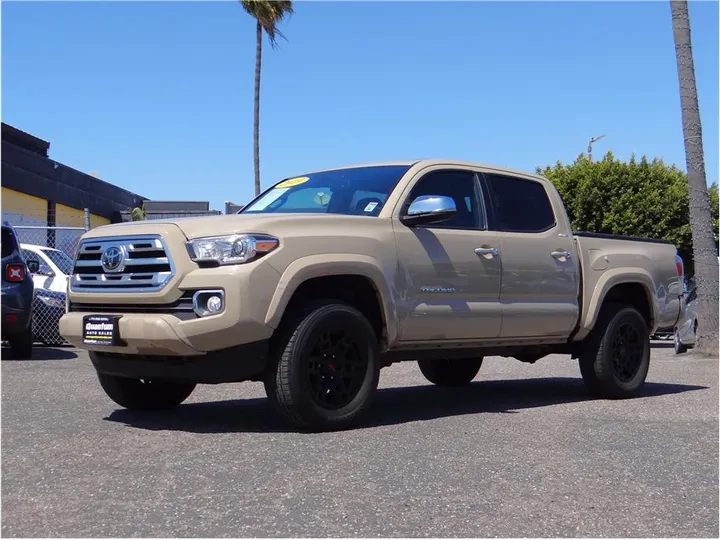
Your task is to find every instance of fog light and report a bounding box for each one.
[206,295,223,314]
[192,290,225,317]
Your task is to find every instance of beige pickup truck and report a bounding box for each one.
[59,160,685,431]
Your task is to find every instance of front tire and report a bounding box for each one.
[579,303,650,398]
[418,358,483,387]
[97,373,196,410]
[264,302,380,432]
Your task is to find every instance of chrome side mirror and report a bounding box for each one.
[400,195,457,227]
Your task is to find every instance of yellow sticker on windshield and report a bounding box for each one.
[275,176,309,189]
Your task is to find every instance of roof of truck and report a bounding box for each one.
[300,159,545,181]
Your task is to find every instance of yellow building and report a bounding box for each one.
[1,123,145,254]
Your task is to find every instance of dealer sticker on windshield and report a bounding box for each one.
[275,176,309,189]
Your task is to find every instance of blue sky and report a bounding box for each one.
[2,1,718,212]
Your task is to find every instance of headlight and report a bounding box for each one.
[186,234,279,265]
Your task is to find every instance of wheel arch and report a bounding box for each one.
[264,255,397,347]
[575,269,658,341]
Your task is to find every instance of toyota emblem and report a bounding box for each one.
[100,246,125,273]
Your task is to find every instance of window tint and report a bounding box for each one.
[2,227,18,258]
[485,174,555,232]
[405,170,483,229]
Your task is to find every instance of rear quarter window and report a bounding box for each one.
[485,174,556,233]
[2,227,18,258]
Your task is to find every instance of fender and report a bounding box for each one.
[574,267,659,341]
[264,254,400,346]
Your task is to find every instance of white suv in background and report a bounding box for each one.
[20,244,73,293]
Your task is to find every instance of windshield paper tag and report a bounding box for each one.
[275,176,309,189]
[364,201,378,212]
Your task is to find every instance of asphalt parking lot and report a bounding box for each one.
[1,343,717,538]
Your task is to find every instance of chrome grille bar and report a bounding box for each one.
[74,257,170,267]
[70,235,176,293]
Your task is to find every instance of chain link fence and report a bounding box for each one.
[6,215,89,346]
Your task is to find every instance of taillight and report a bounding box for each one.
[6,264,25,282]
[675,254,684,278]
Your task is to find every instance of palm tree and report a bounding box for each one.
[670,0,719,356]
[240,0,294,196]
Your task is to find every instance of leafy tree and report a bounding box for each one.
[537,152,718,280]
[240,0,294,196]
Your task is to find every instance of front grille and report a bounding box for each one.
[70,235,176,293]
[68,291,196,320]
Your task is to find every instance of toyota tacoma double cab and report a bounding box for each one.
[59,160,685,431]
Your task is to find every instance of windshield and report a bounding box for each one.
[242,165,411,216]
[41,248,74,275]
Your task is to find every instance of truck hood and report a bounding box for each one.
[87,213,381,240]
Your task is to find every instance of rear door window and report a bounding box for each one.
[484,174,556,233]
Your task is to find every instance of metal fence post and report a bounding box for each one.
[83,208,91,231]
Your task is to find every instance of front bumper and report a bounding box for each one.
[60,260,281,356]
[60,304,275,356]
[89,340,269,384]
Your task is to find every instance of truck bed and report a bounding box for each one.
[572,231,683,341]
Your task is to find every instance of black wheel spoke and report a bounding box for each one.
[305,328,368,410]
[611,321,644,383]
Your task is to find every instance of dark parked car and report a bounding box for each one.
[2,223,39,358]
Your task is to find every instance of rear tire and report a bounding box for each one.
[579,303,650,398]
[97,373,196,410]
[9,327,33,359]
[418,358,483,387]
[264,301,380,432]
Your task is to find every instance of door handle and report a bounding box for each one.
[551,250,572,260]
[475,247,499,258]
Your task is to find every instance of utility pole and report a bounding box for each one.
[588,134,606,161]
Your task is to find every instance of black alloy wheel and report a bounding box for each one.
[307,328,369,410]
[579,303,650,399]
[265,301,380,432]
[610,321,644,382]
